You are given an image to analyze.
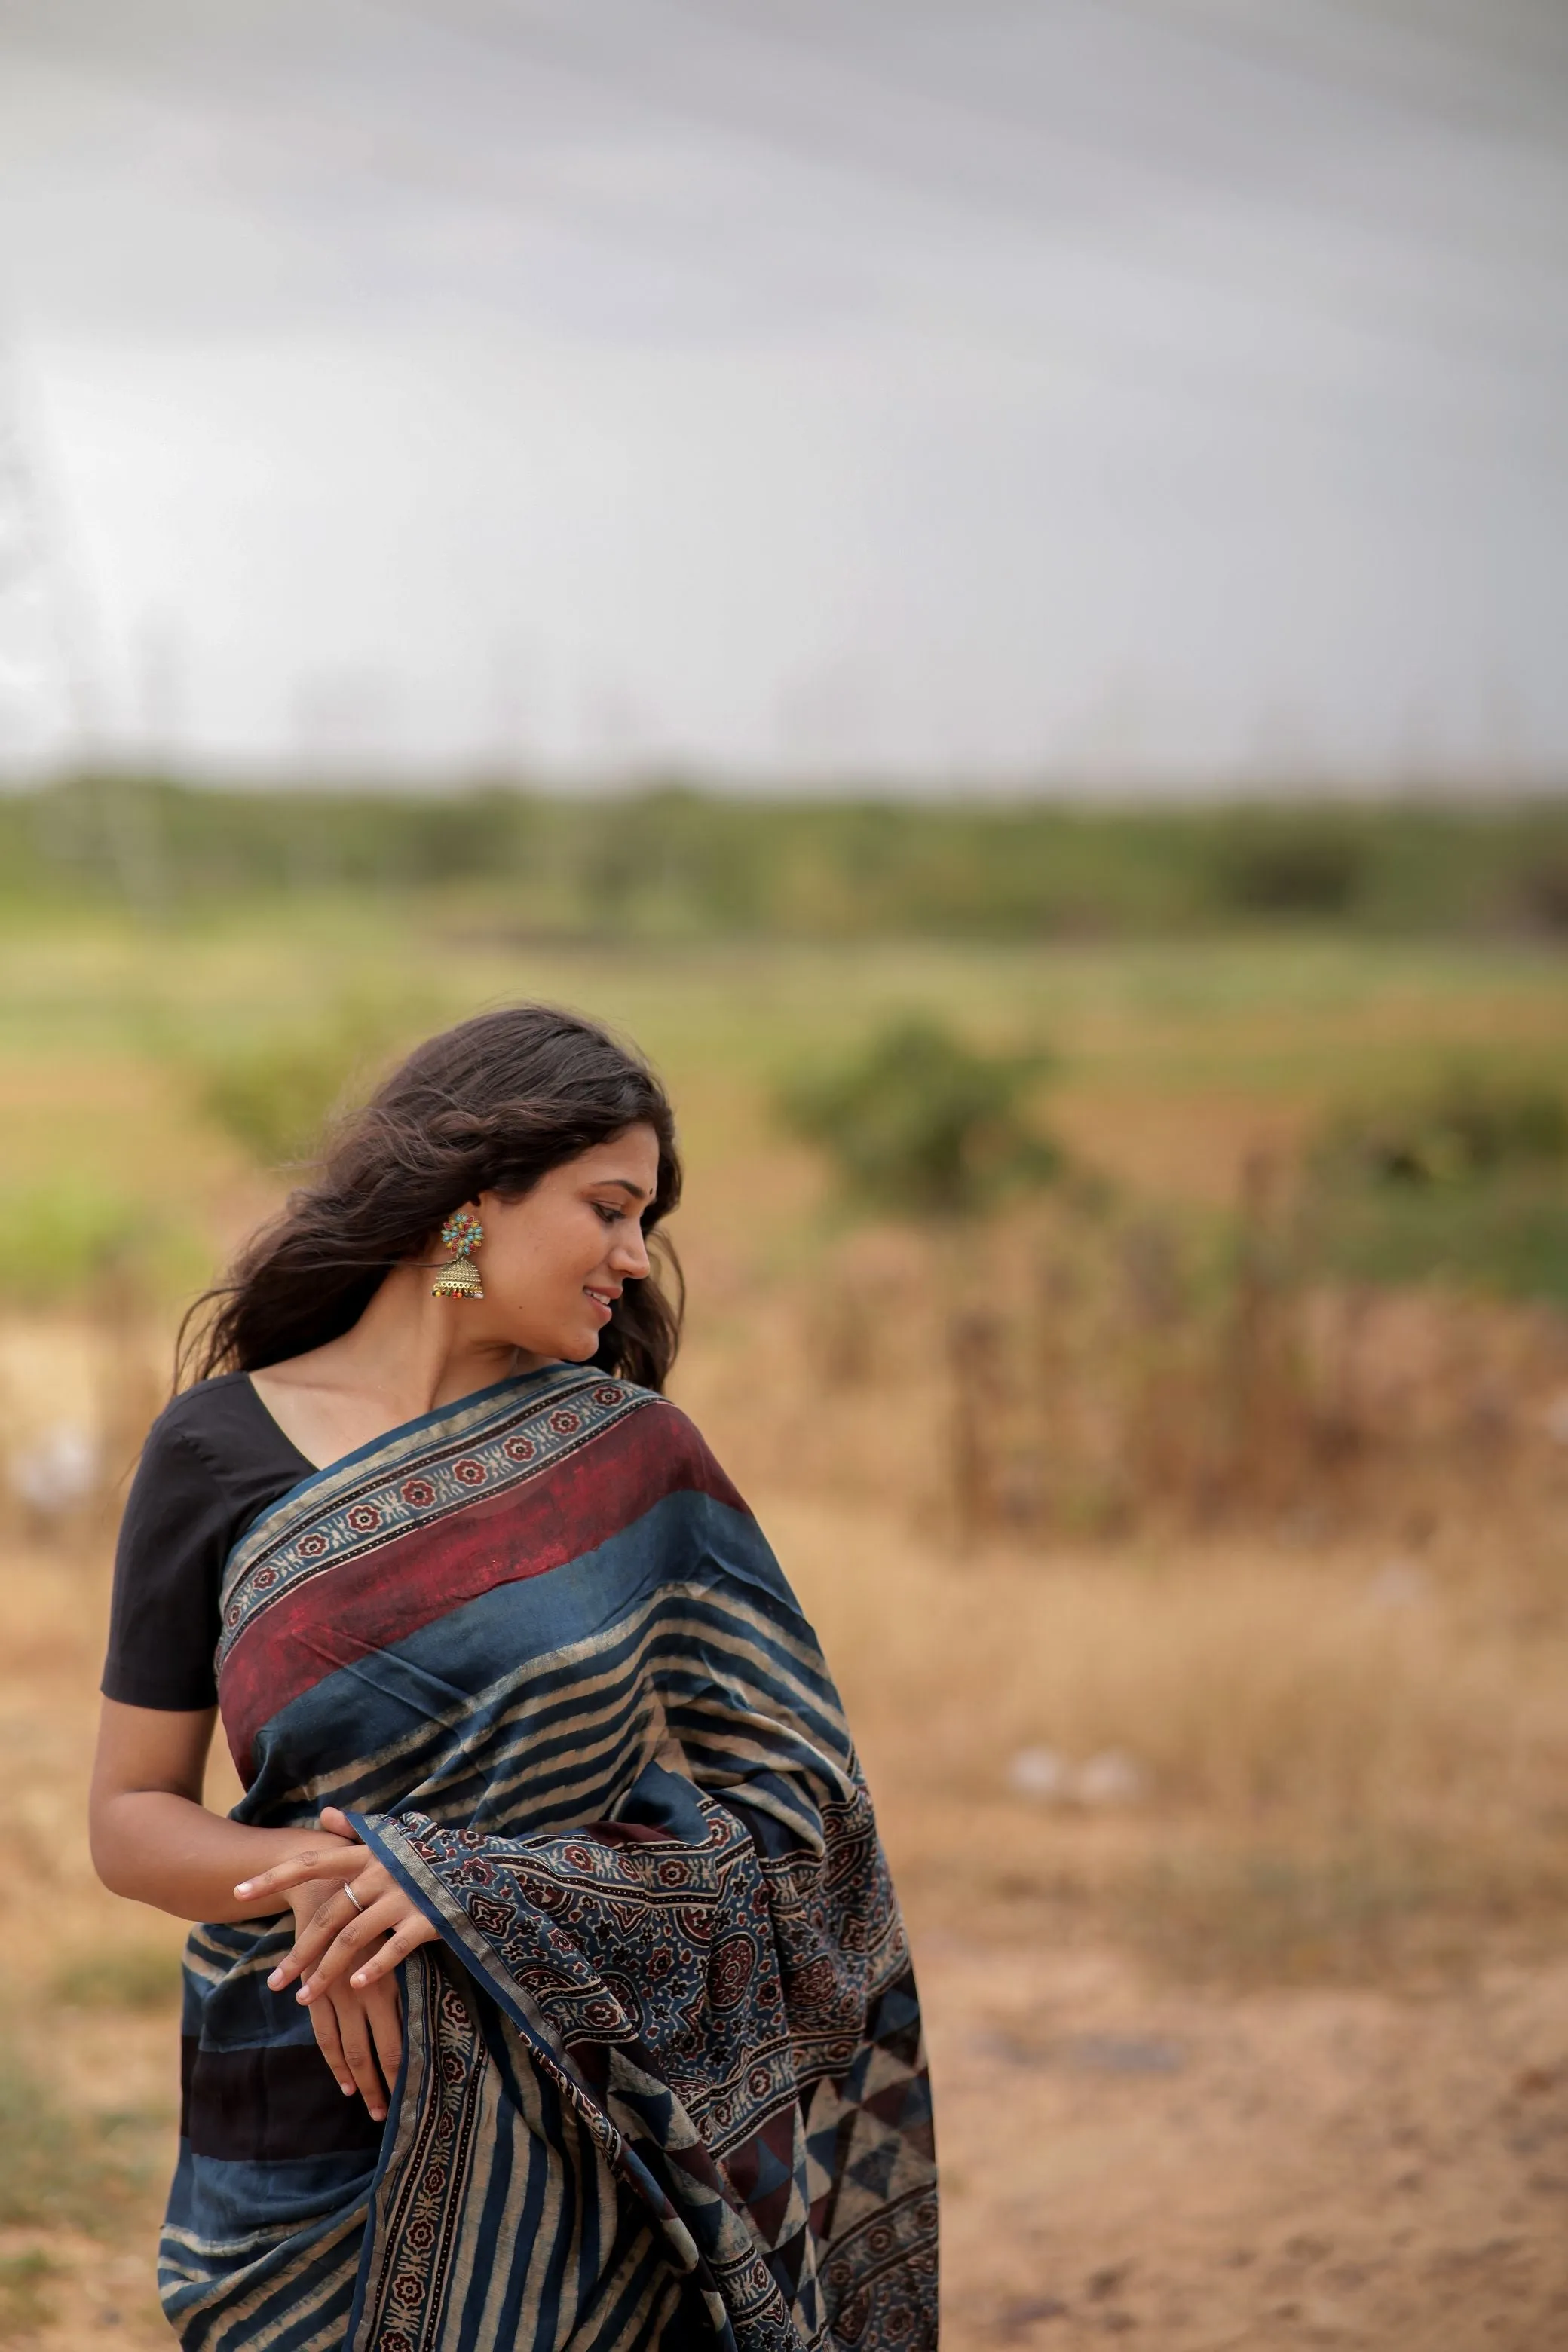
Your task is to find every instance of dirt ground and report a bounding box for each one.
[26,1939,1568,2351]
[929,1939,1568,2350]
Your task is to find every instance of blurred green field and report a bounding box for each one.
[2,893,1566,1306]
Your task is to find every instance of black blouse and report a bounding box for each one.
[101,1374,315,1712]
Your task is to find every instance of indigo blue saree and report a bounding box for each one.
[166,1365,938,2350]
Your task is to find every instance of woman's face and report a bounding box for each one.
[459,1123,662,1365]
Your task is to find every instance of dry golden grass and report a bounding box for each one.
[763,1492,1568,1977]
[0,1277,1566,2346]
[3,1453,1568,2347]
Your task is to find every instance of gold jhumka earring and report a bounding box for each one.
[430,1208,485,1300]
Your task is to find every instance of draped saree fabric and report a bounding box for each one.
[165,1366,938,2351]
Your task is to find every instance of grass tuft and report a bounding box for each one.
[0,2249,61,2340]
[0,2049,144,2235]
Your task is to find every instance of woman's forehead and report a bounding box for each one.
[567,1128,660,1184]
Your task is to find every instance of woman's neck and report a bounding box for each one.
[250,1263,549,1470]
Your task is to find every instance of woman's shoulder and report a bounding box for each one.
[614,1380,698,1440]
[612,1384,751,1509]
[141,1371,310,1488]
[149,1370,258,1450]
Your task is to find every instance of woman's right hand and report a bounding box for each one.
[286,1878,402,2121]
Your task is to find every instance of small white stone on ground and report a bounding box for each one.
[1008,1745,1069,1799]
[1366,1559,1431,1610]
[1007,1745,1147,1806]
[1074,1750,1145,1807]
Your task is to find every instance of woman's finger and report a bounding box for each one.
[234,1842,354,1901]
[329,1990,388,2122]
[296,1896,406,2000]
[348,1912,440,1991]
[270,1892,352,1990]
[270,1875,388,1989]
[364,1976,404,2093]
[305,1993,357,2101]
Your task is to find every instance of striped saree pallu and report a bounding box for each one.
[165,1367,938,2352]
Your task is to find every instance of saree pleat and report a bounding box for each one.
[165,1366,937,2351]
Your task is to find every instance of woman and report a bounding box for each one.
[90,1006,938,2352]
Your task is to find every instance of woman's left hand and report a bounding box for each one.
[235,1805,441,2004]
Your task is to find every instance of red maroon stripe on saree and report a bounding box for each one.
[219,1404,746,1781]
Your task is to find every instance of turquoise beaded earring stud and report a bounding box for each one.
[431,1208,485,1300]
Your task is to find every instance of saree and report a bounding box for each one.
[164,1364,938,2352]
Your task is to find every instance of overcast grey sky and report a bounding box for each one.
[1,0,1566,787]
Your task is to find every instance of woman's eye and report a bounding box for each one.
[593,1203,621,1225]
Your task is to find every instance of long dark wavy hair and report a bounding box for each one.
[179,1005,684,1392]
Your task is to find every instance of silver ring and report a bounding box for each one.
[342,1879,366,1915]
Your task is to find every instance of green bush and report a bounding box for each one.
[1312,1178,1568,1305]
[1216,819,1366,918]
[0,1182,145,1307]
[196,1035,364,1168]
[1315,1069,1568,1189]
[1307,1069,1568,1303]
[1511,852,1568,936]
[191,1002,418,1169]
[778,1016,1063,1217]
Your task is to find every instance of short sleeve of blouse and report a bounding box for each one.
[101,1377,314,1713]
[101,1417,234,1711]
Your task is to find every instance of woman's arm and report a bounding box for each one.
[89,1697,355,1922]
[90,1698,406,2120]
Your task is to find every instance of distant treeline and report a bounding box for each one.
[5,774,1568,939]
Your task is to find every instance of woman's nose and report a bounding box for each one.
[611,1227,651,1278]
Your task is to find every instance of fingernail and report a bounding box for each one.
[267,1969,284,1989]
[234,1881,255,1896]
[372,2109,385,2122]
[341,2083,355,2097]
[350,1971,367,1988]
